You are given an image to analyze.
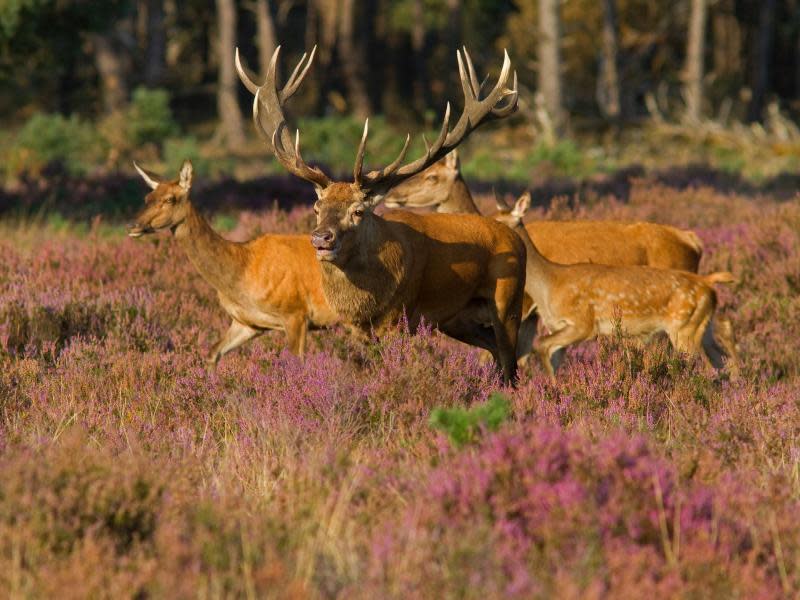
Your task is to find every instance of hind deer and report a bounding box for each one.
[237,46,526,383]
[383,150,703,271]
[127,160,338,365]
[492,192,739,379]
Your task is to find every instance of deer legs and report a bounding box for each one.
[207,320,263,367]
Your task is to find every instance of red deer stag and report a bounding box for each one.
[383,151,703,271]
[127,160,338,365]
[492,192,739,379]
[237,46,526,383]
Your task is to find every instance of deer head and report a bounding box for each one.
[128,160,194,237]
[382,150,460,210]
[237,46,518,264]
[491,191,530,230]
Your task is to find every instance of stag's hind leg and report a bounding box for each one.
[208,320,262,367]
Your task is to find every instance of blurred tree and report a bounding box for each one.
[339,0,372,118]
[748,0,777,121]
[253,0,277,78]
[684,0,708,122]
[537,0,565,132]
[598,0,621,121]
[215,0,246,146]
[143,0,166,86]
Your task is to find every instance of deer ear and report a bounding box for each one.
[179,160,193,191]
[444,149,459,169]
[512,191,531,218]
[133,161,160,190]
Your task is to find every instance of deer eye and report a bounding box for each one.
[353,207,364,218]
[164,196,176,204]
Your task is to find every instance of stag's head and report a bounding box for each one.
[236,45,518,264]
[128,160,193,237]
[382,151,460,210]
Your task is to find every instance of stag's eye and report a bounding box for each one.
[164,196,176,205]
[353,208,364,218]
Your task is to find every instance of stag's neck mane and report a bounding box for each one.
[173,203,248,295]
[318,214,408,328]
[440,175,481,214]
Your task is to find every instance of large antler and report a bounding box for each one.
[355,47,518,198]
[236,46,332,189]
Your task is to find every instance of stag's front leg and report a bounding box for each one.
[207,320,262,367]
[284,315,309,357]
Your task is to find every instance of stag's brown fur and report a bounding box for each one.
[237,45,525,382]
[128,161,337,365]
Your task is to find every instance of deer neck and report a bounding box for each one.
[439,176,480,214]
[318,215,406,328]
[513,221,555,304]
[173,203,248,294]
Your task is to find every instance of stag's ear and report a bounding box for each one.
[133,161,160,190]
[444,149,459,169]
[512,191,531,219]
[179,160,193,191]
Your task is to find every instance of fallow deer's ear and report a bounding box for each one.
[444,149,459,169]
[133,161,160,190]
[494,188,511,212]
[179,160,193,191]
[512,191,532,219]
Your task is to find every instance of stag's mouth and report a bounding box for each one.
[127,225,154,238]
[314,243,340,261]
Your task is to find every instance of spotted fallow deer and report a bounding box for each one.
[491,192,739,379]
[237,45,526,383]
[127,160,338,365]
[383,150,704,271]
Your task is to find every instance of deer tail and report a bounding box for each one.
[704,271,737,285]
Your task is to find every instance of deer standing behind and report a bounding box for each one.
[127,160,338,365]
[383,150,704,271]
[236,45,526,383]
[492,192,739,379]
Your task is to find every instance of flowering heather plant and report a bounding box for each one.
[0,181,799,596]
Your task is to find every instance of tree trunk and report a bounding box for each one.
[711,0,742,80]
[215,0,246,147]
[537,0,566,133]
[445,0,462,51]
[92,32,131,113]
[684,0,708,123]
[144,0,166,86]
[597,0,621,121]
[410,0,428,114]
[747,0,777,122]
[338,0,371,118]
[255,0,277,79]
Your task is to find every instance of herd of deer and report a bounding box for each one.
[127,46,739,385]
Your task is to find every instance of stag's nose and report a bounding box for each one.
[311,228,336,249]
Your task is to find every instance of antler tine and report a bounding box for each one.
[281,46,317,102]
[353,118,369,185]
[462,46,481,98]
[370,134,411,179]
[360,48,516,195]
[242,46,332,189]
[235,47,260,95]
[491,70,519,118]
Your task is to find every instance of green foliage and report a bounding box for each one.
[0,0,47,38]
[126,87,179,147]
[297,115,429,174]
[429,392,511,448]
[7,112,106,176]
[463,140,591,183]
[163,136,211,178]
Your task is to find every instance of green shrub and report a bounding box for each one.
[126,87,178,147]
[429,392,511,448]
[7,113,106,176]
[163,136,211,177]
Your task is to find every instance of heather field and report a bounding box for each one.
[1,179,800,598]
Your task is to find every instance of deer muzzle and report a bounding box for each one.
[311,228,339,261]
